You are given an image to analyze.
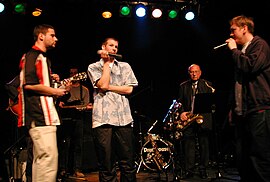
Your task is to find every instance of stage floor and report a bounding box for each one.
[59,167,240,182]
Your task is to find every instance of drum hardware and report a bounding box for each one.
[136,128,144,173]
[136,119,159,173]
[147,119,159,134]
[162,99,183,135]
[134,112,153,173]
[4,135,27,181]
[145,134,160,141]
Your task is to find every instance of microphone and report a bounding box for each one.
[97,50,122,60]
[213,43,227,50]
[108,53,122,60]
[169,99,177,111]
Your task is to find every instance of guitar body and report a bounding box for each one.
[8,99,19,116]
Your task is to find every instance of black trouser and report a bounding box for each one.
[238,110,270,182]
[58,111,84,173]
[93,124,137,182]
[182,125,210,171]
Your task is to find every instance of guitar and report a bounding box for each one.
[52,72,87,88]
[7,99,19,116]
[8,72,88,116]
[61,105,87,111]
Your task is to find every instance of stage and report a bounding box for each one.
[59,166,240,182]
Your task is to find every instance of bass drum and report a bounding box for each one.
[141,138,173,171]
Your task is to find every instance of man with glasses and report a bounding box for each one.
[175,64,215,180]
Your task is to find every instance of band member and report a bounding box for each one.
[176,64,214,180]
[58,67,92,178]
[17,24,71,182]
[87,37,138,181]
[225,15,270,182]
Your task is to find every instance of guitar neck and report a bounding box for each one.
[52,72,87,88]
[61,105,87,111]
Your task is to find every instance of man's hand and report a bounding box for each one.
[51,74,60,82]
[180,112,189,121]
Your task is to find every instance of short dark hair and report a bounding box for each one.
[33,24,54,41]
[102,37,119,46]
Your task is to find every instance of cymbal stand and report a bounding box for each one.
[135,117,145,173]
[147,120,159,135]
[4,134,26,182]
[136,119,159,173]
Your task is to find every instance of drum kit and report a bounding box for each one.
[135,99,205,173]
[135,99,190,173]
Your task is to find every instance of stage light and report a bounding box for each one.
[185,11,195,20]
[102,10,112,19]
[151,7,162,19]
[119,5,131,17]
[168,9,178,19]
[0,2,5,13]
[135,4,147,18]
[32,8,42,17]
[14,3,26,14]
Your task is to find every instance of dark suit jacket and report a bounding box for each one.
[178,78,215,130]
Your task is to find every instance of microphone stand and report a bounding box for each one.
[162,99,180,123]
[210,106,240,182]
[135,116,144,174]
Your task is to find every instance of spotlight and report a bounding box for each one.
[168,9,178,20]
[102,10,112,19]
[151,7,162,19]
[32,8,42,17]
[0,2,5,13]
[185,11,195,20]
[119,5,131,17]
[14,3,26,14]
[135,4,147,18]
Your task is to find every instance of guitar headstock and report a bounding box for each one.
[59,72,88,87]
[70,72,87,82]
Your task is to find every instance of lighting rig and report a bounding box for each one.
[99,0,200,21]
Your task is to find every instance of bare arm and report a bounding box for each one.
[96,61,134,95]
[107,85,133,95]
[24,84,68,97]
[96,62,111,90]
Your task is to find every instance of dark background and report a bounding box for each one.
[0,0,270,178]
